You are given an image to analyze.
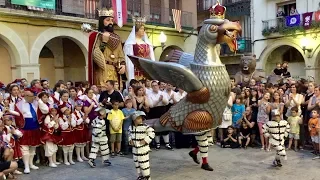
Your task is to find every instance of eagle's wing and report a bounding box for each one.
[128,55,203,93]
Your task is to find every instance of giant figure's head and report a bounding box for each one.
[98,8,115,33]
[132,16,147,38]
[201,1,241,52]
[240,53,256,74]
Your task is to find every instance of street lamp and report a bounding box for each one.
[301,37,313,58]
[153,31,167,50]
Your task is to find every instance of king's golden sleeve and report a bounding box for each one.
[93,36,106,70]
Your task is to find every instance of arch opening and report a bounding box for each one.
[264,45,305,78]
[39,37,86,85]
[0,38,13,83]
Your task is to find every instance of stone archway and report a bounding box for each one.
[30,27,89,81]
[263,45,305,78]
[258,39,308,71]
[0,23,29,82]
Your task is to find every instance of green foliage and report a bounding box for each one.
[262,20,320,37]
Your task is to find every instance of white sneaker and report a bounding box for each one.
[30,165,39,170]
[24,168,30,174]
[77,158,83,162]
[69,160,75,165]
[54,162,61,165]
[64,162,70,166]
[49,163,57,168]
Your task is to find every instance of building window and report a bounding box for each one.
[276,1,297,17]
[127,0,141,17]
[150,0,161,23]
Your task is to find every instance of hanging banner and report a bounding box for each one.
[112,0,128,28]
[302,12,313,29]
[11,0,55,9]
[285,14,301,27]
[315,11,320,22]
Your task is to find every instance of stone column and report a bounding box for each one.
[46,38,64,82]
[16,64,41,81]
[305,66,318,83]
[161,0,169,24]
[141,0,150,16]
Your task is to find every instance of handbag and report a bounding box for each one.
[222,106,232,121]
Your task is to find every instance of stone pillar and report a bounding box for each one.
[141,0,150,16]
[16,64,41,81]
[305,66,318,83]
[161,0,169,25]
[46,38,64,83]
[85,66,88,81]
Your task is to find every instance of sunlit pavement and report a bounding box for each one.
[20,145,320,180]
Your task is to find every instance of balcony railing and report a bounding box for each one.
[220,37,252,55]
[0,0,194,28]
[262,11,320,36]
[224,0,251,5]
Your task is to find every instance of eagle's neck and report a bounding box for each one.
[194,39,222,66]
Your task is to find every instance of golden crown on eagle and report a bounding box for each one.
[209,1,226,19]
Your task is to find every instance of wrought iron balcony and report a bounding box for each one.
[224,0,251,5]
[262,11,320,36]
[0,0,194,29]
[220,37,252,55]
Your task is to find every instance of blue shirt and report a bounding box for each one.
[231,104,245,128]
[122,108,136,130]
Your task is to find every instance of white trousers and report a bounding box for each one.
[89,140,109,160]
[45,141,58,157]
[195,131,210,158]
[61,145,75,153]
[21,145,37,156]
[133,149,150,177]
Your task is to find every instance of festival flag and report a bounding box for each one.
[172,9,182,32]
[286,14,301,27]
[302,12,313,29]
[111,0,128,28]
[315,11,320,22]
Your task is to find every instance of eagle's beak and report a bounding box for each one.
[217,20,242,52]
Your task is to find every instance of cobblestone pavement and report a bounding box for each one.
[20,146,320,180]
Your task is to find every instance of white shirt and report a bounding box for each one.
[174,91,187,102]
[148,91,168,108]
[164,90,176,104]
[17,99,38,118]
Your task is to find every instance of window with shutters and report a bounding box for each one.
[127,0,141,17]
[150,0,161,23]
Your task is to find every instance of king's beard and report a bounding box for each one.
[104,24,114,33]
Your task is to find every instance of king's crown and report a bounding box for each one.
[98,8,114,17]
[209,1,226,19]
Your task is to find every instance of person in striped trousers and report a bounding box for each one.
[263,109,290,167]
[88,107,111,168]
[129,111,155,180]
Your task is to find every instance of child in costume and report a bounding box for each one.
[128,111,155,180]
[263,109,290,167]
[41,104,63,168]
[2,114,23,175]
[88,107,111,168]
[72,100,90,162]
[58,103,76,165]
